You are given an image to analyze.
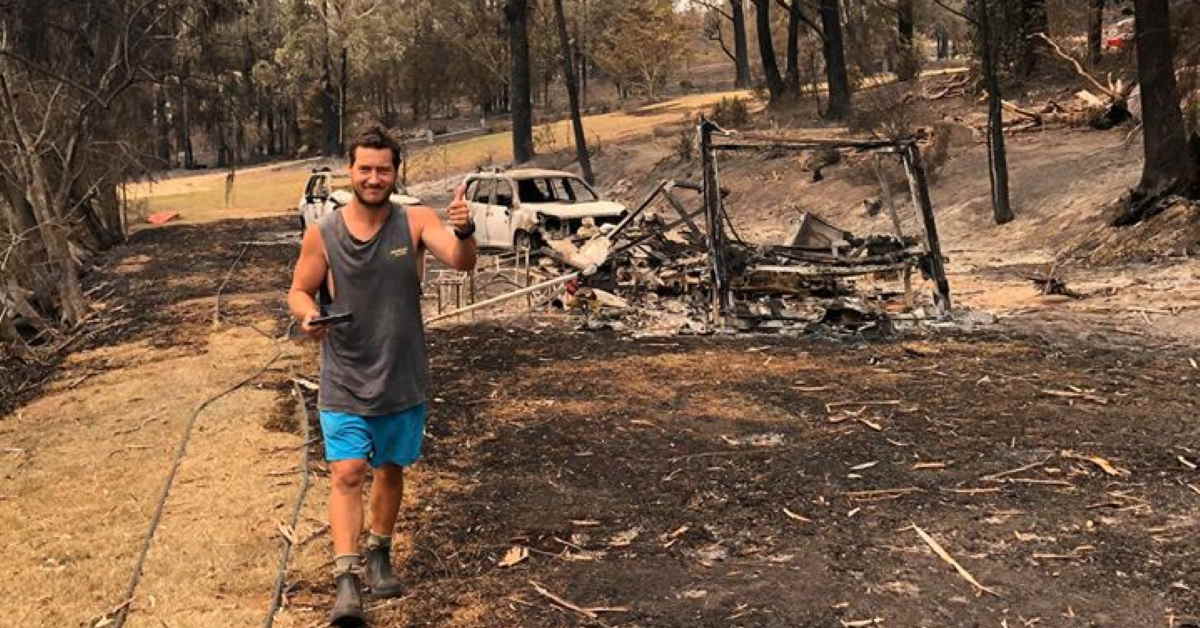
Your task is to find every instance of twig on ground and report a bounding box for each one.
[826,400,902,412]
[1002,478,1076,487]
[841,619,884,628]
[1042,389,1109,405]
[528,580,630,619]
[842,487,923,501]
[1061,450,1131,477]
[980,455,1053,482]
[941,487,1002,495]
[1032,545,1095,560]
[296,523,330,548]
[910,524,1001,597]
[783,508,812,522]
[292,377,319,391]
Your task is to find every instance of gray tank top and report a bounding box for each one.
[316,205,427,415]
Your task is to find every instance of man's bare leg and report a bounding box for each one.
[328,459,369,625]
[363,464,405,597]
[369,464,404,536]
[330,459,369,554]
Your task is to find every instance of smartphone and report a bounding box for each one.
[309,312,354,326]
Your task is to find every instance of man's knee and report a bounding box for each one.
[374,463,405,488]
[331,459,370,493]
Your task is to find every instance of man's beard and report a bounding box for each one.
[354,185,390,209]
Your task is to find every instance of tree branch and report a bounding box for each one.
[707,27,737,63]
[930,0,976,26]
[32,83,67,151]
[693,0,734,22]
[0,50,104,105]
[1033,32,1126,100]
[778,0,825,38]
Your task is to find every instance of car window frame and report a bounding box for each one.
[548,177,572,202]
[494,178,516,208]
[471,177,497,204]
[305,175,325,200]
[561,177,598,202]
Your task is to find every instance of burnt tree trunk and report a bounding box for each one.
[506,0,535,163]
[155,86,171,167]
[897,0,918,81]
[819,0,852,119]
[553,0,593,184]
[1088,0,1104,66]
[339,46,348,154]
[176,80,194,168]
[1020,0,1048,77]
[1118,0,1197,225]
[320,66,339,156]
[731,0,752,88]
[753,0,787,102]
[978,0,1014,224]
[784,0,801,94]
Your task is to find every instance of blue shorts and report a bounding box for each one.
[319,404,427,467]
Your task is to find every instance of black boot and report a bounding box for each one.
[363,544,404,598]
[329,571,367,627]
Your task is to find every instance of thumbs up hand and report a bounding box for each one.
[448,183,474,236]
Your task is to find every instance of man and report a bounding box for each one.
[288,127,476,627]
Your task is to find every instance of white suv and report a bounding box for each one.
[298,168,420,232]
[462,169,626,250]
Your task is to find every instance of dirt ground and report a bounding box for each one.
[2,212,1197,626]
[3,75,1200,627]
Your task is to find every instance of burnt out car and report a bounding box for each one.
[461,169,626,251]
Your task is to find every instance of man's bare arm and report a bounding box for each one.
[417,206,477,271]
[288,225,331,337]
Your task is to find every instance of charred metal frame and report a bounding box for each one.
[697,118,952,326]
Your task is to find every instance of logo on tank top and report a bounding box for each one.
[389,246,409,258]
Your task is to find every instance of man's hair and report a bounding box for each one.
[347,126,403,169]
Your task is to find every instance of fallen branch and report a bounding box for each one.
[1034,33,1127,102]
[1003,478,1075,487]
[825,400,902,412]
[1001,100,1043,125]
[980,455,1053,482]
[842,487,923,500]
[528,580,630,619]
[1061,450,1131,477]
[783,508,812,522]
[1042,389,1109,405]
[297,523,330,548]
[1032,545,1095,560]
[910,524,1001,597]
[941,487,1002,495]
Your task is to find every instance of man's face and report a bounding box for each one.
[348,147,398,209]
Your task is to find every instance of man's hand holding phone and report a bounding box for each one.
[301,311,353,340]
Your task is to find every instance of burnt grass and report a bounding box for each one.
[6,216,1199,626]
[356,325,1199,627]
